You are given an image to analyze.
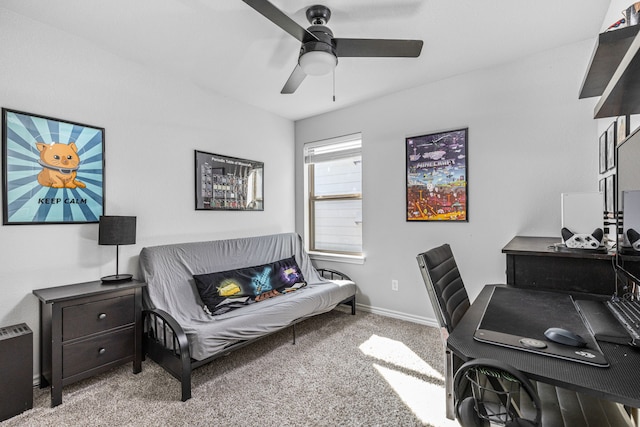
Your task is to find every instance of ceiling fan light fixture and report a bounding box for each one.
[242,1,422,94]
[299,50,337,76]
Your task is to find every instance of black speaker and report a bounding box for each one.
[0,323,33,421]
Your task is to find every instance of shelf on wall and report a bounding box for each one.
[580,25,639,100]
[594,29,640,118]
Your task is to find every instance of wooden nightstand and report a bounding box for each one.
[33,279,146,407]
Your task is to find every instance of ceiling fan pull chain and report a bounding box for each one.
[333,69,336,102]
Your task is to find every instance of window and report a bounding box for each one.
[304,134,362,256]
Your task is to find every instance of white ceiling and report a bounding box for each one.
[1,0,611,121]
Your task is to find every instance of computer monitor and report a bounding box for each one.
[616,124,640,284]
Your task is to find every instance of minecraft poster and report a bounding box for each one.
[406,128,468,221]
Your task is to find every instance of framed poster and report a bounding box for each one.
[599,131,607,174]
[606,121,616,171]
[2,109,104,225]
[195,150,263,211]
[617,115,627,144]
[606,174,615,214]
[406,128,468,221]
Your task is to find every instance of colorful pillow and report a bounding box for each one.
[193,256,306,315]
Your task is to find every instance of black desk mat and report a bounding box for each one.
[473,287,608,367]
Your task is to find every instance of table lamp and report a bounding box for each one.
[99,215,136,283]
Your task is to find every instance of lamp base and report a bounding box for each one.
[100,273,133,284]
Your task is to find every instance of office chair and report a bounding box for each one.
[454,358,541,427]
[416,243,471,419]
[416,244,470,334]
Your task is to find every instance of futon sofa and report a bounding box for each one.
[139,232,357,401]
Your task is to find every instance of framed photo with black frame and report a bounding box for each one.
[605,174,615,214]
[617,115,628,144]
[598,178,607,212]
[406,127,468,221]
[2,108,105,225]
[606,121,616,171]
[194,150,264,211]
[599,131,607,174]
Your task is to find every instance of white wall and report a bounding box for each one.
[0,9,295,371]
[295,39,601,323]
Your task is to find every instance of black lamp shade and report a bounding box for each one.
[99,216,136,246]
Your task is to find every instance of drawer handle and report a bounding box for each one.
[98,313,107,320]
[98,348,106,355]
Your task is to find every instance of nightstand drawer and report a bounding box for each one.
[63,326,134,378]
[62,294,134,340]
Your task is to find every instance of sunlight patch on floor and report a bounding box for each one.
[373,363,458,427]
[359,334,444,381]
[359,334,456,426]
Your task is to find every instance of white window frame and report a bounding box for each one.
[303,133,364,264]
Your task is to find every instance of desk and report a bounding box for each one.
[502,236,617,295]
[447,285,640,409]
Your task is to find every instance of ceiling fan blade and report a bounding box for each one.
[242,0,319,43]
[334,38,423,58]
[281,65,307,94]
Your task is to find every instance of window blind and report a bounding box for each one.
[304,133,362,164]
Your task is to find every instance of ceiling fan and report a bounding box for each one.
[242,0,424,94]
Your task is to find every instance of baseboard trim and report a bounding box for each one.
[355,303,439,328]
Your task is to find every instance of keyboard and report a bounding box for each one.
[605,299,640,345]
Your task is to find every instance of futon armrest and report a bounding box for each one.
[143,308,191,359]
[316,268,352,281]
[142,308,194,401]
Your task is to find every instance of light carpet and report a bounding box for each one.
[3,308,457,427]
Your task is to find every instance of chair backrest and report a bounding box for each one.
[416,244,470,333]
[453,358,541,427]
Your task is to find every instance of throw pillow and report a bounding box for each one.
[193,256,306,315]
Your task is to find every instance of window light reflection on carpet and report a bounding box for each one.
[359,334,444,381]
[359,334,455,426]
[373,364,457,427]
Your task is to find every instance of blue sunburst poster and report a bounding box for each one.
[2,109,104,224]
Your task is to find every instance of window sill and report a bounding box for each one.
[309,251,366,265]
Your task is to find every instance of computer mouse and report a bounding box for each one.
[544,327,587,347]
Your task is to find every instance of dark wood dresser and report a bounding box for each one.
[33,279,146,407]
[502,236,617,295]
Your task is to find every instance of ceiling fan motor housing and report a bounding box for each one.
[298,24,337,75]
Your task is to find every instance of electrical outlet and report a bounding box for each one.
[391,279,398,291]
